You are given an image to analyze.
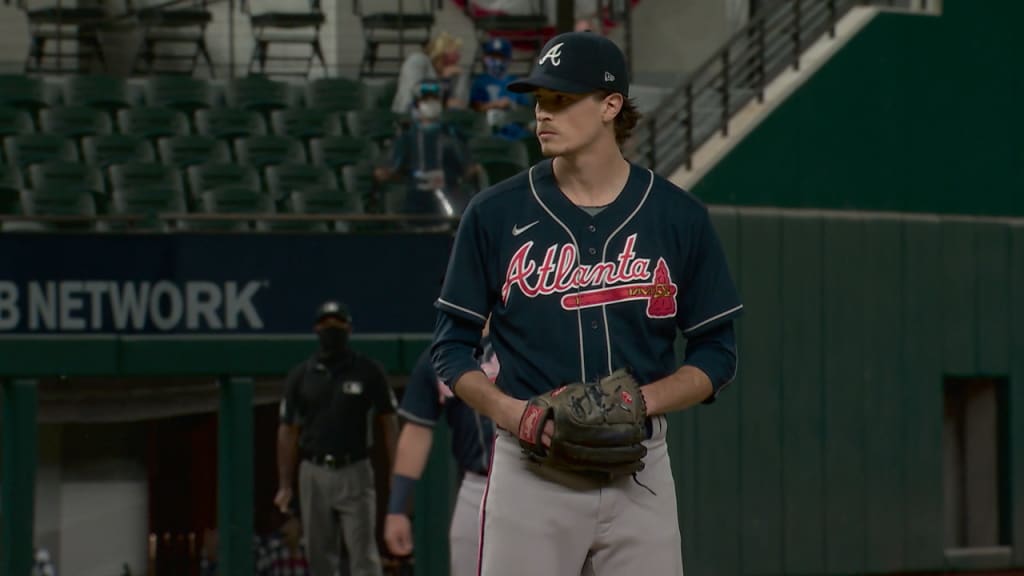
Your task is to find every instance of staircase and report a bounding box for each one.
[624,0,937,184]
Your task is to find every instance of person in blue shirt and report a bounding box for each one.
[470,38,533,140]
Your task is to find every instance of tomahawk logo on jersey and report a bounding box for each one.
[436,158,742,400]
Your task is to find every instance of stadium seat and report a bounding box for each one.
[119,107,190,141]
[196,108,266,141]
[225,76,292,115]
[41,106,113,140]
[158,135,230,169]
[0,163,23,214]
[311,135,379,171]
[18,187,97,231]
[341,161,387,213]
[82,134,155,169]
[0,107,34,142]
[289,184,363,232]
[108,185,188,231]
[29,162,105,209]
[468,135,529,166]
[0,75,51,113]
[362,78,397,110]
[186,186,273,231]
[271,108,343,142]
[144,76,212,115]
[234,136,305,171]
[345,109,404,142]
[110,163,186,206]
[266,163,336,203]
[442,109,488,138]
[306,78,364,113]
[5,134,77,168]
[187,162,261,200]
[62,75,134,115]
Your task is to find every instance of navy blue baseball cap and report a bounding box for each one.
[315,300,350,323]
[508,31,629,96]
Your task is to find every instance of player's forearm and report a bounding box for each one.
[453,370,523,432]
[641,365,714,416]
[276,424,300,488]
[392,422,435,479]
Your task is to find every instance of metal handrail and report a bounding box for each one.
[624,0,917,176]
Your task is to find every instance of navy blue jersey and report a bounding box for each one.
[434,158,742,399]
[399,342,498,474]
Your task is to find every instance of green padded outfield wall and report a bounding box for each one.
[691,0,1024,217]
[663,207,1024,576]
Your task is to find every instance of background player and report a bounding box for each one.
[431,31,742,575]
[384,324,498,576]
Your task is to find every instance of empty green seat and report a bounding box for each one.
[119,107,190,141]
[0,163,23,214]
[266,163,336,203]
[341,161,385,213]
[234,136,305,170]
[311,136,379,170]
[0,107,34,141]
[225,76,291,114]
[29,162,103,194]
[187,163,261,198]
[442,109,488,138]
[345,109,403,142]
[41,107,113,141]
[5,134,77,168]
[0,75,50,113]
[158,135,230,169]
[196,108,265,141]
[82,134,155,168]
[185,186,273,232]
[271,108,343,142]
[108,186,188,231]
[63,75,133,114]
[144,76,211,114]
[110,163,185,197]
[19,188,97,231]
[468,135,529,166]
[306,78,364,113]
[289,186,363,232]
[362,78,398,110]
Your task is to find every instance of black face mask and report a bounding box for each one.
[318,326,349,354]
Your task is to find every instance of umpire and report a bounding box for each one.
[274,300,399,576]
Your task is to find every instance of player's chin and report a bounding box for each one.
[538,141,565,157]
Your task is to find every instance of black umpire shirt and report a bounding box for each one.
[280,348,397,462]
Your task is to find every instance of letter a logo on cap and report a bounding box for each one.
[538,42,564,66]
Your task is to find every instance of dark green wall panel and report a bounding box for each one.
[737,215,783,575]
[667,409,697,570]
[941,222,977,375]
[901,220,945,571]
[974,224,1010,375]
[1011,224,1024,566]
[694,208,740,576]
[862,219,906,573]
[780,216,825,575]
[1,339,119,376]
[822,219,867,574]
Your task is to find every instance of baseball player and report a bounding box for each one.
[431,31,742,575]
[383,328,499,576]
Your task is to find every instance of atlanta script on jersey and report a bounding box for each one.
[436,159,742,400]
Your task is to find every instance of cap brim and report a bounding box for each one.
[507,73,596,94]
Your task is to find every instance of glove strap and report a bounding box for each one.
[518,401,548,449]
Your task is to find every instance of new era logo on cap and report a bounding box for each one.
[509,32,629,96]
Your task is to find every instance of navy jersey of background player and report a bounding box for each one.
[400,339,498,473]
[436,158,742,398]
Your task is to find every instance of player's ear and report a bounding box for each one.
[601,92,623,123]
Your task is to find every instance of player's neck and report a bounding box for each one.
[552,139,630,207]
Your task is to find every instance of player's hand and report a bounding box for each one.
[384,513,413,556]
[273,486,293,514]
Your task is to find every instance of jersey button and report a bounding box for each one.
[588,225,596,232]
[591,320,599,330]
[588,247,597,255]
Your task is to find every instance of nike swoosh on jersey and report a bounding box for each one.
[512,221,540,236]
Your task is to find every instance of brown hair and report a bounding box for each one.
[595,91,641,146]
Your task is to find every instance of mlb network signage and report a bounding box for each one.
[0,234,452,335]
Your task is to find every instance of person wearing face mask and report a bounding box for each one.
[392,30,470,114]
[274,300,399,576]
[470,37,532,140]
[375,81,479,226]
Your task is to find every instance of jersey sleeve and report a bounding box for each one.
[398,349,444,427]
[279,362,305,426]
[678,208,744,337]
[435,200,495,325]
[470,77,490,106]
[368,359,398,415]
